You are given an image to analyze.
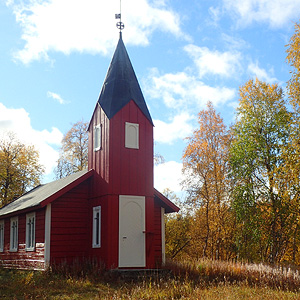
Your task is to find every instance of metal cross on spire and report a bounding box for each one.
[115,0,124,33]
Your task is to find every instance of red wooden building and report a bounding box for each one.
[0,33,179,270]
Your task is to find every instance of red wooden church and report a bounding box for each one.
[0,32,179,270]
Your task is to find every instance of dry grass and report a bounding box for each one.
[0,259,300,299]
[166,258,300,291]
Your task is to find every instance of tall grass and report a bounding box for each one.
[165,258,300,291]
[0,259,300,299]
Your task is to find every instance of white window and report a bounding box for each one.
[26,213,35,251]
[92,206,101,248]
[94,124,102,151]
[125,122,139,149]
[10,217,18,252]
[0,220,4,252]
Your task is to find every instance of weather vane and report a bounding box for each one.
[115,0,124,32]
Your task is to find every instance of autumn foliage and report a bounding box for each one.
[0,133,44,207]
[166,21,300,266]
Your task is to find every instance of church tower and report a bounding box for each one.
[87,30,156,268]
[88,32,154,197]
[0,13,179,272]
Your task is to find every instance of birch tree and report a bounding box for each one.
[55,121,88,179]
[182,102,233,260]
[230,79,292,263]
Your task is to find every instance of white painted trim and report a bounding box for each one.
[94,124,102,151]
[10,217,18,252]
[26,212,36,251]
[92,206,101,248]
[125,122,139,149]
[0,220,4,252]
[161,207,166,265]
[119,195,145,268]
[44,204,51,267]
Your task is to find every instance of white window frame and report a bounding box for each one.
[92,206,101,248]
[125,122,139,149]
[26,212,36,251]
[94,124,102,151]
[0,220,4,252]
[10,217,18,252]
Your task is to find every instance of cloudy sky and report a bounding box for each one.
[0,0,299,197]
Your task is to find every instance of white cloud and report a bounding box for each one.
[154,113,193,144]
[0,103,63,176]
[7,0,186,64]
[154,161,183,194]
[223,0,300,28]
[47,91,69,105]
[247,61,277,83]
[184,44,242,78]
[147,69,236,110]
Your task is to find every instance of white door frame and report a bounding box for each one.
[119,195,146,268]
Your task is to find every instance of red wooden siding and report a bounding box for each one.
[109,100,153,197]
[50,180,90,264]
[145,196,155,268]
[88,105,110,194]
[0,208,46,270]
[153,199,163,267]
[89,101,153,198]
[105,194,119,269]
[88,193,118,269]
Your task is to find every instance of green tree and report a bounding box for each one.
[55,121,88,179]
[230,79,292,263]
[283,21,300,263]
[182,102,233,260]
[165,214,191,260]
[287,22,300,116]
[0,133,44,207]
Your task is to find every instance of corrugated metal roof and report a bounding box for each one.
[98,33,153,125]
[0,169,90,217]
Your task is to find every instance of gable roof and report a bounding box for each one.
[98,33,153,125]
[154,188,180,213]
[0,169,94,218]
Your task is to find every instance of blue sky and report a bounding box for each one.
[0,0,299,197]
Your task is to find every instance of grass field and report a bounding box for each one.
[1,259,300,299]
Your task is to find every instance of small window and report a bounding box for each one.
[10,217,18,252]
[94,124,102,151]
[26,213,35,251]
[92,206,101,248]
[125,122,139,149]
[0,220,4,252]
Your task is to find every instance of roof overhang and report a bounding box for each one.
[0,169,95,218]
[154,188,180,213]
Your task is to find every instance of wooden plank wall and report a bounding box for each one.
[109,100,154,197]
[50,180,90,265]
[153,199,162,267]
[0,208,46,270]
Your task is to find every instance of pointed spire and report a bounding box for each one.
[97,35,153,125]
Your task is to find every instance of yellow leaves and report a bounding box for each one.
[181,102,233,260]
[55,120,88,179]
[0,133,44,207]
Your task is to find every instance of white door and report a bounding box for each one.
[119,195,146,268]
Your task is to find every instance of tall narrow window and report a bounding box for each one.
[0,220,4,252]
[92,206,101,248]
[94,124,102,151]
[26,213,35,251]
[125,122,139,149]
[10,217,18,252]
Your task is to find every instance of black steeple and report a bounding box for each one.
[98,33,153,125]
